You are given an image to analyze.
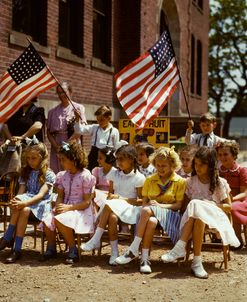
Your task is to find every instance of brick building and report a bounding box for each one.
[0,0,209,148]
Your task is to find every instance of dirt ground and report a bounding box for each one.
[0,232,246,302]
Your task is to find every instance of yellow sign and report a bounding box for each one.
[119,118,170,147]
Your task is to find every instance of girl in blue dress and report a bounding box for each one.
[0,137,55,263]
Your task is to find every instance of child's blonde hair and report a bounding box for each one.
[178,145,198,159]
[150,146,181,170]
[21,142,49,185]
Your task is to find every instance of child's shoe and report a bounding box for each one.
[65,247,78,264]
[161,244,186,263]
[191,261,208,279]
[115,248,138,265]
[80,240,100,252]
[140,259,152,274]
[109,253,119,266]
[41,249,57,261]
[5,250,22,264]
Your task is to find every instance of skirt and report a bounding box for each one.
[55,205,95,234]
[150,206,181,244]
[16,193,52,222]
[105,199,141,225]
[180,199,240,247]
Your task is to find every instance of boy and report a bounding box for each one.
[185,112,224,147]
[74,105,120,171]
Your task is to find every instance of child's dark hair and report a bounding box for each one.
[215,140,239,160]
[94,105,112,117]
[192,146,219,193]
[21,142,48,185]
[199,112,216,123]
[115,144,138,172]
[136,142,155,157]
[59,141,88,170]
[99,146,116,165]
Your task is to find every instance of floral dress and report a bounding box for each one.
[16,169,56,221]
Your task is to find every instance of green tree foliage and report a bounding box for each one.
[209,0,247,137]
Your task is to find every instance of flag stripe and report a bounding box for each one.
[123,58,177,116]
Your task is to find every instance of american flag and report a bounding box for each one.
[115,29,179,129]
[0,43,57,123]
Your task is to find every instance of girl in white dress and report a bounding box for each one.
[81,144,145,265]
[161,147,240,279]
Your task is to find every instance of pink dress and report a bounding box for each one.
[92,167,111,191]
[180,175,240,247]
[47,102,86,173]
[219,163,247,224]
[54,169,96,234]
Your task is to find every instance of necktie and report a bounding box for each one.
[203,134,209,146]
[157,181,172,196]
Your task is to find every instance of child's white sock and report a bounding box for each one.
[90,227,104,244]
[110,240,118,256]
[192,255,202,264]
[129,236,142,254]
[141,248,149,261]
[176,239,186,249]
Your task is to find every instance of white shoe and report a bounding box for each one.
[115,249,138,265]
[161,246,186,263]
[140,259,152,274]
[80,241,100,251]
[191,261,208,279]
[109,254,118,266]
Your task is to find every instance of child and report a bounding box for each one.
[177,145,198,178]
[81,144,146,265]
[185,112,224,147]
[136,142,156,177]
[216,140,247,249]
[0,138,56,263]
[115,146,186,274]
[47,141,96,264]
[161,147,240,279]
[74,105,120,171]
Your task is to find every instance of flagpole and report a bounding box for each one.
[165,26,191,120]
[26,37,83,121]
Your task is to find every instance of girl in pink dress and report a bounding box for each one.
[46,141,96,264]
[216,140,247,249]
[161,147,240,279]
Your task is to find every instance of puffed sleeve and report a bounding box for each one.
[142,177,151,197]
[135,172,146,188]
[55,171,65,190]
[80,170,96,194]
[45,169,56,186]
[106,168,117,182]
[174,177,186,203]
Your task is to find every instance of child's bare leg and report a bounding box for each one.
[44,224,56,246]
[15,207,31,238]
[108,213,119,264]
[180,217,195,242]
[136,207,153,238]
[55,220,75,248]
[192,219,205,256]
[142,217,158,249]
[9,209,21,226]
[98,205,112,229]
[232,221,242,243]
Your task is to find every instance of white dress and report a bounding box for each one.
[102,169,145,224]
[180,175,240,247]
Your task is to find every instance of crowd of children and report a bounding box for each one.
[0,100,246,280]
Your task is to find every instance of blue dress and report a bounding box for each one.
[16,169,56,221]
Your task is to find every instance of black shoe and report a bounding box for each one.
[65,256,78,265]
[40,250,57,262]
[5,250,22,263]
[0,237,13,251]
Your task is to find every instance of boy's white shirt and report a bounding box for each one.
[185,129,224,147]
[74,122,120,148]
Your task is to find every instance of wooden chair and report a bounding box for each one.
[0,172,19,232]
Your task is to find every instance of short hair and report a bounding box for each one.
[56,81,72,94]
[58,141,88,170]
[199,112,216,123]
[99,146,116,165]
[178,145,198,159]
[215,139,239,160]
[94,105,112,117]
[150,146,181,170]
[136,142,155,157]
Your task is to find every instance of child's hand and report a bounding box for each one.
[187,120,194,129]
[10,199,26,210]
[55,203,71,214]
[148,199,159,206]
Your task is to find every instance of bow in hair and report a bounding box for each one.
[25,135,39,146]
[61,141,70,151]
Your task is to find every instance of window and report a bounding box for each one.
[12,0,47,46]
[93,0,111,65]
[58,0,84,57]
[190,34,202,96]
